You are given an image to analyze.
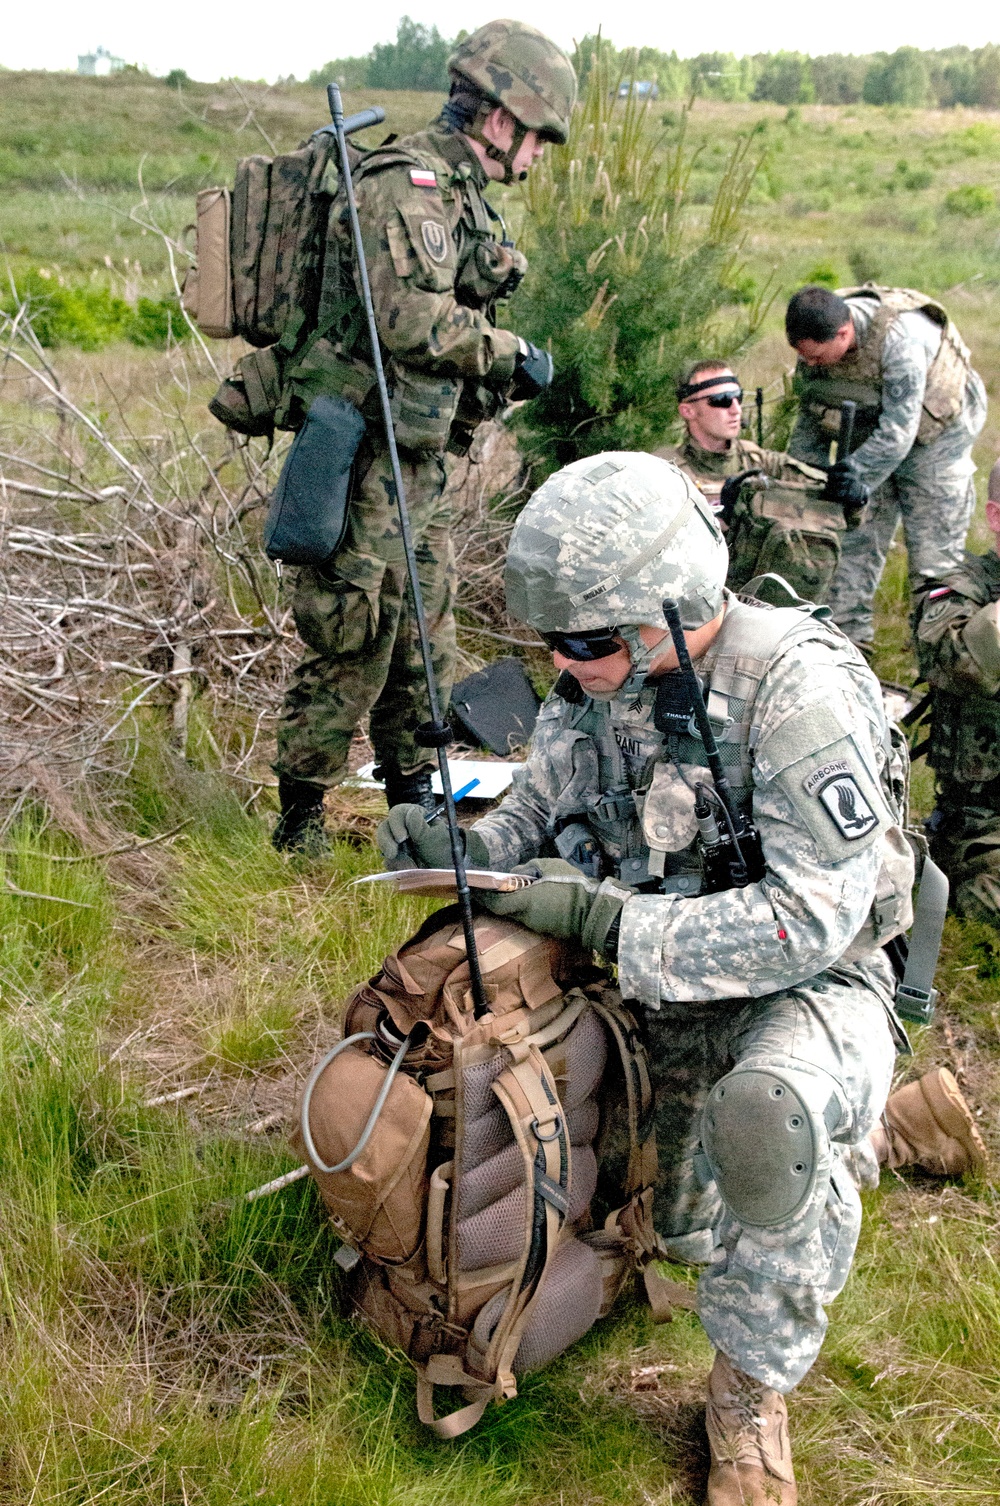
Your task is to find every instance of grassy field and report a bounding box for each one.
[1,75,999,1505]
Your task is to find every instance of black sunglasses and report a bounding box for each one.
[694,387,744,409]
[542,628,623,662]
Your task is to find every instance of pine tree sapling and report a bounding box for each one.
[512,41,768,474]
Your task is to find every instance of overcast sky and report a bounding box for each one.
[5,0,999,82]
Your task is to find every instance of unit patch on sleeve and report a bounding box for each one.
[409,168,438,188]
[420,219,449,263]
[804,761,879,841]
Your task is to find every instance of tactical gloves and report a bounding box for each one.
[509,338,554,401]
[376,803,491,872]
[823,458,869,527]
[476,858,628,958]
[719,469,765,528]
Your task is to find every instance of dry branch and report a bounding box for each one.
[1,299,530,806]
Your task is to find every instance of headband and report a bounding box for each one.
[677,372,739,401]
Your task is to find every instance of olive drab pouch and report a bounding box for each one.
[386,364,461,453]
[207,347,286,438]
[263,394,366,565]
[726,473,845,605]
[454,233,527,308]
[293,912,665,1438]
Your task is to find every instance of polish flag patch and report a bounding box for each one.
[927,586,953,599]
[410,168,437,187]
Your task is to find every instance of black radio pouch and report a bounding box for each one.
[263,394,366,566]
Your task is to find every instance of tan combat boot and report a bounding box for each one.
[871,1067,987,1177]
[705,1351,796,1505]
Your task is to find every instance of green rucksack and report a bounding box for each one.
[183,126,366,436]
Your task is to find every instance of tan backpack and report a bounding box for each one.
[292,909,671,1437]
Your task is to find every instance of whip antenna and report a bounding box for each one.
[328,83,490,1018]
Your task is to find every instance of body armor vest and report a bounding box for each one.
[928,561,1000,794]
[562,597,851,892]
[558,595,914,955]
[796,283,971,447]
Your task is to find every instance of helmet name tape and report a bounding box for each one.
[569,495,695,609]
[586,459,625,484]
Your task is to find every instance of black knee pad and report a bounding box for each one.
[701,1065,825,1231]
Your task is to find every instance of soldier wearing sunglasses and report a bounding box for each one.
[658,361,823,511]
[658,360,846,605]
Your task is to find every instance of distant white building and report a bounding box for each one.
[77,46,124,76]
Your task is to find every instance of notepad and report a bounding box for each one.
[351,867,534,894]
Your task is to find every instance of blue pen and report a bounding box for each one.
[425,777,481,822]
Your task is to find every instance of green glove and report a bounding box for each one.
[477,858,629,957]
[376,803,491,872]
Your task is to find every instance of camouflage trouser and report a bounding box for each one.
[642,956,896,1392]
[828,387,987,646]
[930,804,1000,928]
[274,444,457,787]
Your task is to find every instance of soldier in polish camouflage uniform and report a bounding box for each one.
[912,457,1000,926]
[786,283,987,654]
[272,20,576,850]
[378,451,917,1504]
[656,359,841,602]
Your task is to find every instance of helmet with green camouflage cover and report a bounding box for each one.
[449,20,577,167]
[505,452,729,634]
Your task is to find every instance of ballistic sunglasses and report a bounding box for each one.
[692,387,744,409]
[542,628,623,661]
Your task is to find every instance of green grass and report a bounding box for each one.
[0,725,997,1504]
[2,75,1000,1506]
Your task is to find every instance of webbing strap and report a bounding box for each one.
[415,1373,492,1439]
[896,855,949,1026]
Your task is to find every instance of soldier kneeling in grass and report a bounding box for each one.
[380,452,985,1504]
[912,457,1000,930]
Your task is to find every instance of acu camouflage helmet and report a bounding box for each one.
[505,452,729,633]
[449,20,577,145]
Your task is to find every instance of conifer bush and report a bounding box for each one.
[512,44,768,472]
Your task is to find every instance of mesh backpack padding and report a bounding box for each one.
[458,1051,513,1165]
[461,1052,509,1122]
[566,1145,598,1224]
[461,1102,515,1166]
[565,1098,600,1145]
[550,1007,608,1108]
[454,1051,527,1271]
[455,1142,523,1219]
[470,1238,605,1376]
[457,1184,529,1270]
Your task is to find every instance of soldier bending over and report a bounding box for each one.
[786,283,987,654]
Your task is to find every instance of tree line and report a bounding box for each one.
[308,19,1000,111]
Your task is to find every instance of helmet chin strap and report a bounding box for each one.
[617,625,664,698]
[470,105,530,183]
